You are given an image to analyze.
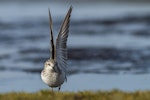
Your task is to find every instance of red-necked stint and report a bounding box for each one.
[41,6,72,91]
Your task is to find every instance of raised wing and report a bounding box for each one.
[48,8,55,59]
[55,6,72,72]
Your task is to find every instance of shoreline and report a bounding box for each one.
[1,90,150,100]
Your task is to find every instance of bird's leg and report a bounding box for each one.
[65,75,67,82]
[58,86,61,91]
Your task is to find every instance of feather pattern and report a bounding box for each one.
[55,6,72,72]
[41,6,72,91]
[48,8,55,59]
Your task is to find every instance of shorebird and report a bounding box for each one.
[41,6,72,91]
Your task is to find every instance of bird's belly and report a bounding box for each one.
[41,71,65,87]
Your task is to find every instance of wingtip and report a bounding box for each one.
[70,5,73,9]
[48,7,53,30]
[48,8,51,17]
[70,5,73,12]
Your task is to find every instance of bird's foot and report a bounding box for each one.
[58,86,61,91]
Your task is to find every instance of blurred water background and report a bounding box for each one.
[0,0,150,93]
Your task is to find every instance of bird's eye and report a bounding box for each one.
[47,64,51,66]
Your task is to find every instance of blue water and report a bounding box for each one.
[0,1,150,92]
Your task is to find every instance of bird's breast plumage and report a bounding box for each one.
[41,68,65,87]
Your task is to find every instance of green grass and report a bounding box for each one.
[1,90,150,100]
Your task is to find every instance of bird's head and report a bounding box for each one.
[44,59,56,70]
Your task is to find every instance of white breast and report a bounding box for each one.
[41,70,65,87]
